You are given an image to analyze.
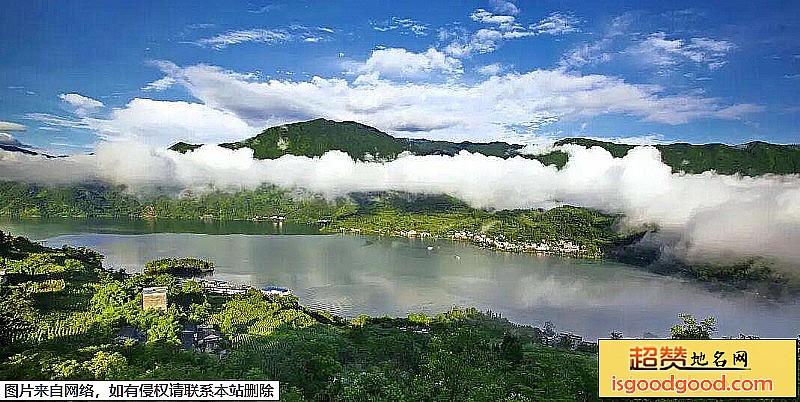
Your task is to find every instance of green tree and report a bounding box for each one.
[500,333,523,364]
[670,313,716,340]
[84,351,128,380]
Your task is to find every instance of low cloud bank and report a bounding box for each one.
[1,143,798,267]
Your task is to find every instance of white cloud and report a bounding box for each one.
[371,17,429,36]
[25,113,90,129]
[3,144,799,268]
[350,48,463,79]
[559,13,633,70]
[248,4,279,14]
[82,62,761,145]
[632,32,734,71]
[196,29,291,49]
[444,28,505,57]
[590,134,667,146]
[87,98,257,147]
[530,12,581,35]
[141,76,177,91]
[40,61,760,147]
[448,9,580,57]
[489,0,519,16]
[58,93,104,116]
[560,15,733,74]
[0,133,25,146]
[0,121,26,131]
[471,9,517,29]
[195,26,332,49]
[477,62,506,75]
[26,113,90,130]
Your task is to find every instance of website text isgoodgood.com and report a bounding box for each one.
[610,374,773,395]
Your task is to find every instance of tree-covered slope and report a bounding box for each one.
[0,182,354,221]
[407,138,524,157]
[218,118,411,161]
[168,118,799,176]
[531,138,800,175]
[167,142,202,153]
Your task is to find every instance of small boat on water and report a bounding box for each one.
[261,285,292,296]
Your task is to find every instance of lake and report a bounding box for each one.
[2,217,798,340]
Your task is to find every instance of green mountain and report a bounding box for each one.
[168,142,202,153]
[169,118,800,176]
[533,138,800,175]
[219,118,409,161]
[170,118,525,161]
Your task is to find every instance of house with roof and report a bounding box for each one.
[142,286,168,311]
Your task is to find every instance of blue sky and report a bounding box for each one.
[1,0,799,154]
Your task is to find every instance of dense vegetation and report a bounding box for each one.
[218,118,410,161]
[0,233,603,400]
[612,240,800,298]
[1,233,797,401]
[531,138,800,176]
[143,258,215,277]
[1,181,796,292]
[169,119,800,176]
[325,193,625,258]
[0,182,355,222]
[407,138,524,158]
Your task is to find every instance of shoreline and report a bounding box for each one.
[3,215,797,299]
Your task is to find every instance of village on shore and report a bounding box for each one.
[330,226,593,258]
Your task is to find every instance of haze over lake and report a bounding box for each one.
[3,218,798,340]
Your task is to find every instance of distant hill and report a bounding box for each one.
[534,138,800,176]
[219,118,409,161]
[169,119,800,176]
[408,138,523,158]
[0,144,55,158]
[168,142,202,153]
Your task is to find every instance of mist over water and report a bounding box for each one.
[1,142,799,268]
[31,231,800,340]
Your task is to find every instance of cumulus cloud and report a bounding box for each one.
[40,61,760,147]
[123,62,760,143]
[349,48,463,79]
[86,98,258,147]
[0,121,26,132]
[476,62,507,75]
[59,93,104,116]
[2,144,799,269]
[0,133,25,147]
[446,9,580,56]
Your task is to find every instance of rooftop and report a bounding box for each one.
[142,286,168,295]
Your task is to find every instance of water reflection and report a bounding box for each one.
[28,231,799,341]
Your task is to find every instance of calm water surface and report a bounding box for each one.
[3,218,798,340]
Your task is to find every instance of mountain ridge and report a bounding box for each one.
[168,118,800,176]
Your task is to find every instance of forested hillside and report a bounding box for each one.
[168,119,800,176]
